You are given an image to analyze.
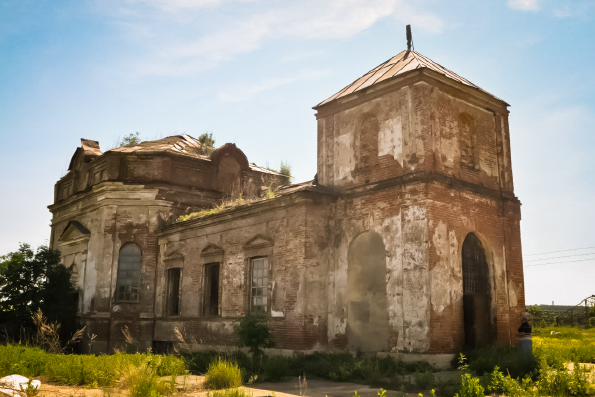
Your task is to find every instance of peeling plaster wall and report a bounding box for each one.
[317,85,423,188]
[315,73,521,354]
[316,77,514,195]
[154,194,332,350]
[426,182,524,352]
[325,184,431,353]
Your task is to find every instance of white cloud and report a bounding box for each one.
[104,0,443,76]
[218,69,330,102]
[125,0,223,11]
[507,0,540,11]
[553,3,594,18]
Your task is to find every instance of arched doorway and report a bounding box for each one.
[347,231,388,351]
[462,233,491,348]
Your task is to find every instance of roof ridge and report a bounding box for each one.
[315,49,506,108]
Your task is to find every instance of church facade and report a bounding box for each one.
[49,49,525,364]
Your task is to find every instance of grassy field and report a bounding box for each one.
[533,325,595,367]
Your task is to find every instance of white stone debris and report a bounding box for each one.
[0,375,41,397]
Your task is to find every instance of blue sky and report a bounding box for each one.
[1,0,594,305]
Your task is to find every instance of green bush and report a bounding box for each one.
[263,356,289,382]
[237,313,274,360]
[455,373,484,397]
[204,359,243,390]
[415,370,434,390]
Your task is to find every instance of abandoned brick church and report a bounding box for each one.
[49,48,525,364]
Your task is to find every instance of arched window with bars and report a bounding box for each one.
[116,243,141,302]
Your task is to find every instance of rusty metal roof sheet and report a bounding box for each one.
[107,134,282,175]
[316,50,503,107]
[108,134,208,158]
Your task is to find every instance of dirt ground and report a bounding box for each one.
[30,374,454,397]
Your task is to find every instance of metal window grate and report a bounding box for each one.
[251,258,268,313]
[116,243,141,301]
[462,233,489,295]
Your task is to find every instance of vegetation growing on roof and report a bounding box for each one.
[197,132,216,155]
[176,187,279,223]
[279,161,292,180]
[120,132,142,147]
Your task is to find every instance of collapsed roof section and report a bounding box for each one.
[67,134,282,175]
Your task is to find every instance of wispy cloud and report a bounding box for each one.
[217,69,330,102]
[507,0,540,11]
[553,3,594,18]
[102,0,443,76]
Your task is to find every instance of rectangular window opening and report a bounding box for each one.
[166,268,181,316]
[250,257,269,313]
[152,341,174,355]
[204,263,220,316]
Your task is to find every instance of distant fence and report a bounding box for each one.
[530,295,595,327]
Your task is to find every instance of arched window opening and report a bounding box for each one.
[459,113,477,169]
[462,233,491,348]
[116,243,141,302]
[347,231,388,352]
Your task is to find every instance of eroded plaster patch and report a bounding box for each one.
[430,222,461,314]
[378,116,403,166]
[508,279,518,308]
[334,133,353,181]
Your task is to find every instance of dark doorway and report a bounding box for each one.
[204,263,220,316]
[166,268,181,316]
[462,233,491,348]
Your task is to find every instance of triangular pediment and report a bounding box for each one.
[243,234,273,250]
[59,221,91,243]
[201,244,224,257]
[164,251,184,263]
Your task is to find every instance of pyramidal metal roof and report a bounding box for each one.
[316,49,503,107]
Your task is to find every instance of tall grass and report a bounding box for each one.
[0,344,185,387]
[204,359,243,390]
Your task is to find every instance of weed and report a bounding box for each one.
[297,375,307,396]
[120,358,169,397]
[438,379,460,397]
[262,356,288,382]
[461,346,537,378]
[455,374,484,397]
[536,360,588,397]
[204,359,243,390]
[415,370,434,390]
[207,388,253,397]
[279,161,292,180]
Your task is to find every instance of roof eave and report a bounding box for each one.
[313,67,509,113]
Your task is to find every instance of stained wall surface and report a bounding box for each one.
[49,66,525,357]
